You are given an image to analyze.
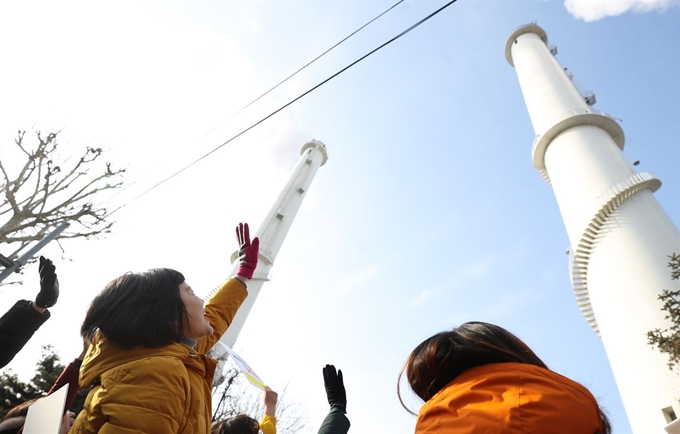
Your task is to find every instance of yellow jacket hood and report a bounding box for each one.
[79,332,216,388]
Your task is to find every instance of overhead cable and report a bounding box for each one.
[193,0,405,143]
[111,0,459,215]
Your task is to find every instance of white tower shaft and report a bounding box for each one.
[210,140,328,348]
[506,24,680,432]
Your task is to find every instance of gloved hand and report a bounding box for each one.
[235,223,259,279]
[35,256,59,308]
[323,364,346,413]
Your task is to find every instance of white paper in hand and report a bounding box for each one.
[23,384,69,434]
[219,342,266,390]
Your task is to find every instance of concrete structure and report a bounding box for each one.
[505,24,680,432]
[206,139,328,348]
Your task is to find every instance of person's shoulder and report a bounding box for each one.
[100,353,190,389]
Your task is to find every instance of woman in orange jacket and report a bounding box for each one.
[399,322,611,434]
[71,223,259,434]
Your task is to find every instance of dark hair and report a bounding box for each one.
[0,398,37,434]
[398,321,611,433]
[399,321,547,406]
[3,398,37,420]
[0,417,25,434]
[81,268,188,349]
[211,415,260,434]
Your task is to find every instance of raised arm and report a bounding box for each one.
[196,222,259,353]
[0,256,58,368]
[48,335,91,412]
[318,365,350,434]
[259,386,278,434]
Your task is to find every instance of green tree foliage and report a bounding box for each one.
[0,370,38,415]
[0,345,88,417]
[28,346,62,394]
[647,253,680,370]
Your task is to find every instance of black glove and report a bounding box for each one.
[323,364,346,413]
[35,256,59,308]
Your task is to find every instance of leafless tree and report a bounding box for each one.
[0,130,124,268]
[212,359,308,433]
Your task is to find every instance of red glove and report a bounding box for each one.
[235,223,259,279]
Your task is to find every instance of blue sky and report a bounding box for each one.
[0,1,678,433]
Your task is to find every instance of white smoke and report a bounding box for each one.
[564,0,679,22]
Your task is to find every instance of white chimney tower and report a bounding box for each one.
[207,139,328,347]
[505,24,680,432]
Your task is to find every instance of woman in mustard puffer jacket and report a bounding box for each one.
[71,223,259,434]
[399,322,612,434]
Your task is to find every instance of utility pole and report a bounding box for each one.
[505,23,680,432]
[0,222,70,283]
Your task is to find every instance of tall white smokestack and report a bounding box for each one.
[505,24,680,432]
[208,139,328,347]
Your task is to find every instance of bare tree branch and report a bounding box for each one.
[0,130,125,267]
[211,360,308,434]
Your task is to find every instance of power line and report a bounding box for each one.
[111,0,458,215]
[110,1,405,213]
[193,0,405,144]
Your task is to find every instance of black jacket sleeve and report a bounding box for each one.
[0,300,50,368]
[317,407,350,434]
